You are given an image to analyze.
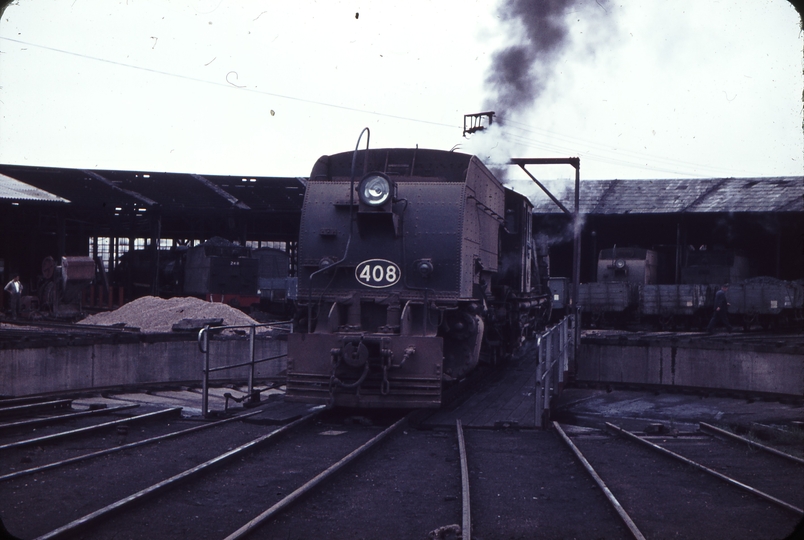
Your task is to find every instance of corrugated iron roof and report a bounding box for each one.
[527,177,803,214]
[0,164,307,242]
[0,172,69,203]
[0,165,306,215]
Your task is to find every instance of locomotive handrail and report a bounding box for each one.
[205,353,287,374]
[198,321,291,418]
[533,314,573,428]
[467,195,505,225]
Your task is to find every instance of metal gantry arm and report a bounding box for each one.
[509,157,582,368]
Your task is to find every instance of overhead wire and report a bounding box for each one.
[0,36,781,179]
[0,36,457,130]
[499,120,758,178]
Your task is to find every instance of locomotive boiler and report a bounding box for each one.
[286,145,551,408]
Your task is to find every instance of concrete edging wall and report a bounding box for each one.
[578,342,803,396]
[0,337,287,397]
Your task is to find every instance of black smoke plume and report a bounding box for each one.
[484,0,611,123]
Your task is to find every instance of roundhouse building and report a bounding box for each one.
[0,164,305,312]
[529,176,803,284]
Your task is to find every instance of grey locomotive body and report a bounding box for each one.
[286,148,550,408]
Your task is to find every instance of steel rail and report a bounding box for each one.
[553,422,646,540]
[0,408,266,483]
[0,404,139,432]
[0,395,67,407]
[0,399,73,419]
[223,412,410,540]
[605,422,804,516]
[698,422,804,466]
[0,407,180,451]
[455,418,472,540]
[34,407,325,540]
[456,419,472,540]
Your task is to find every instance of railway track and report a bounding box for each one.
[1,386,802,539]
[0,395,422,539]
[555,421,803,540]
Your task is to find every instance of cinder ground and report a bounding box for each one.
[555,387,804,447]
[1,388,802,539]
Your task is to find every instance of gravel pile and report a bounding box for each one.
[79,296,261,333]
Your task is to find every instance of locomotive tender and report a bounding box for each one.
[286,146,551,408]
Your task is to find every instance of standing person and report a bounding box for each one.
[4,274,22,319]
[707,283,732,333]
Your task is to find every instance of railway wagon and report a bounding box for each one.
[719,278,803,330]
[576,245,802,330]
[286,145,551,408]
[578,281,636,327]
[639,284,707,329]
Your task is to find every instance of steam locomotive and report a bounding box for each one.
[112,238,295,316]
[285,146,552,408]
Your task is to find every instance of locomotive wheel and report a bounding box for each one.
[41,256,56,280]
[742,313,757,332]
[39,281,56,313]
[444,310,477,341]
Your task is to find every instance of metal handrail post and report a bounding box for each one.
[248,325,256,401]
[561,317,568,376]
[201,325,210,418]
[544,332,552,421]
[534,337,544,428]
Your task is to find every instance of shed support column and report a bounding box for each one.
[57,215,66,261]
[675,222,682,284]
[775,233,781,278]
[572,165,581,365]
[151,215,161,296]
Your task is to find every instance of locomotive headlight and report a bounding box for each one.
[614,258,626,269]
[358,173,392,207]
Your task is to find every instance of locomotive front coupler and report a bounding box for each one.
[328,336,415,395]
[329,344,370,391]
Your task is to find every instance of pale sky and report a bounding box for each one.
[0,0,801,186]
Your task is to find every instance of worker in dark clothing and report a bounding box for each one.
[707,283,732,333]
[3,274,22,320]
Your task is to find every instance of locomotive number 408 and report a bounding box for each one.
[355,259,401,288]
